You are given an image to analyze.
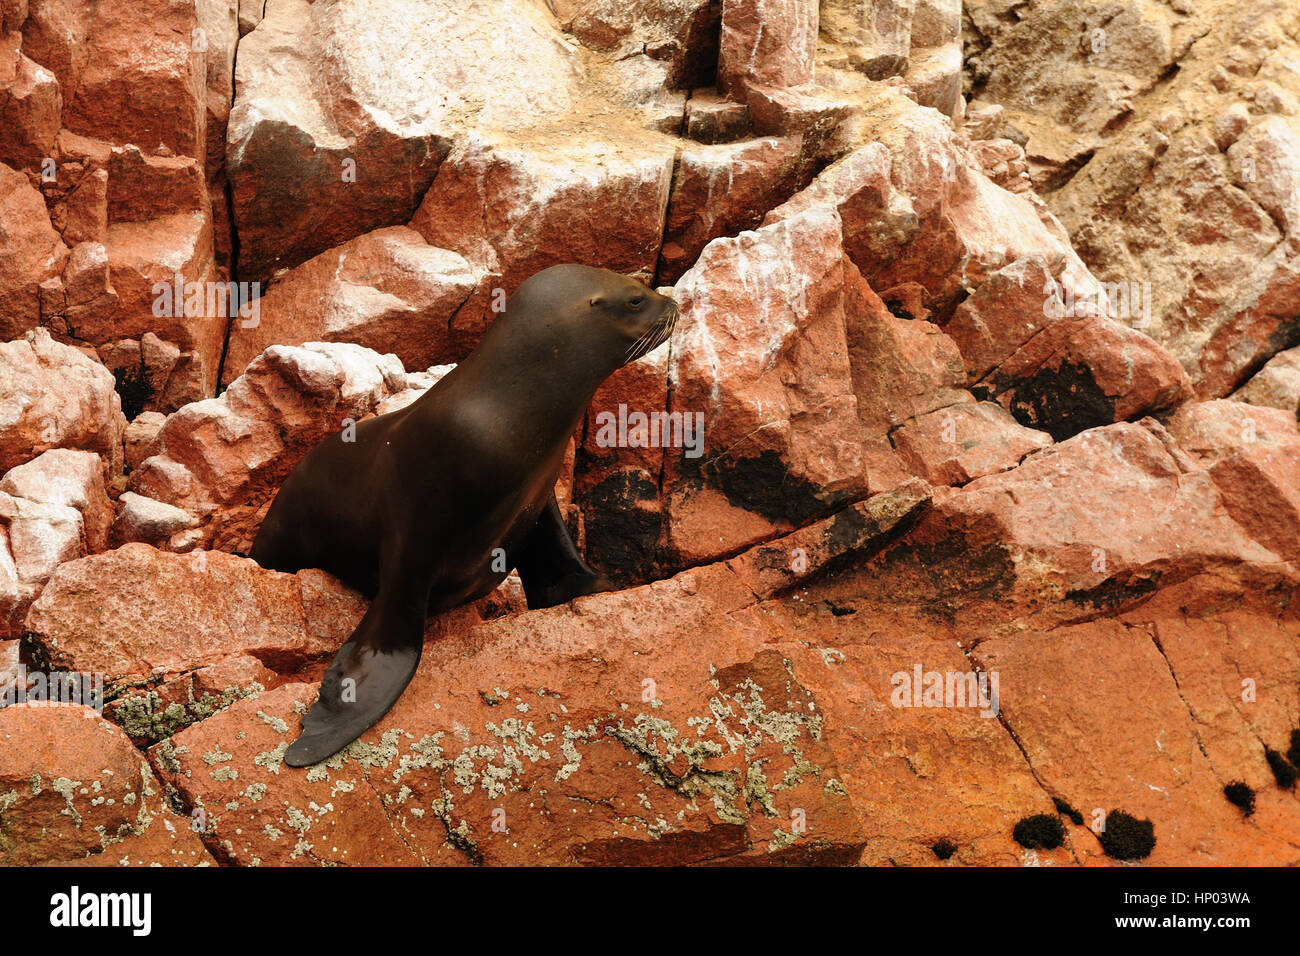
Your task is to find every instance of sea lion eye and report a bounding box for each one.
[627,295,645,309]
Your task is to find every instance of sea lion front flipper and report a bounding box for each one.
[284,576,427,768]
[514,496,614,609]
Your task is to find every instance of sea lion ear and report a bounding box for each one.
[589,295,605,308]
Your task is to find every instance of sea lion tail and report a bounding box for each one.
[284,597,424,767]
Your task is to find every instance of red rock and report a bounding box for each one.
[782,636,1070,865]
[149,684,444,866]
[0,161,68,337]
[0,703,215,865]
[106,145,208,223]
[911,0,960,49]
[973,613,1299,865]
[965,136,1032,195]
[805,420,1295,636]
[765,140,918,270]
[842,261,969,438]
[19,464,1300,866]
[579,350,670,491]
[718,0,817,98]
[0,450,115,635]
[892,402,1052,487]
[123,410,166,471]
[1232,345,1300,413]
[0,636,17,697]
[820,0,913,80]
[940,254,1192,439]
[1113,577,1300,850]
[1195,237,1300,400]
[409,130,676,358]
[60,242,117,322]
[770,95,1098,321]
[62,0,206,161]
[1,447,111,545]
[683,90,752,144]
[574,350,669,583]
[148,566,866,866]
[20,0,96,100]
[725,477,930,597]
[904,44,962,120]
[110,491,199,550]
[1048,100,1300,399]
[1166,400,1300,566]
[229,0,583,283]
[665,205,868,564]
[743,79,861,144]
[657,136,808,285]
[61,170,108,245]
[130,342,408,551]
[555,0,721,89]
[983,315,1191,440]
[25,544,368,680]
[109,653,274,747]
[95,212,222,402]
[942,254,1061,382]
[195,0,239,269]
[0,0,26,33]
[0,327,125,473]
[0,41,61,169]
[220,226,481,386]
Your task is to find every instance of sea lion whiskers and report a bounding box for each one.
[625,301,679,363]
[625,322,657,363]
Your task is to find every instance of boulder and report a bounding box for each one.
[0,703,216,866]
[891,402,1052,486]
[0,328,125,473]
[804,419,1295,636]
[0,40,61,170]
[657,136,809,285]
[123,410,166,472]
[555,0,721,89]
[110,491,199,550]
[220,226,481,386]
[25,544,369,685]
[1232,345,1300,414]
[228,0,584,283]
[1166,400,1300,566]
[665,205,869,565]
[130,342,407,552]
[0,162,68,338]
[59,0,207,162]
[0,449,113,635]
[409,129,676,357]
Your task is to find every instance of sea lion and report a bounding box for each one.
[251,264,679,767]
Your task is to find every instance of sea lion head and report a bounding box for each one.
[504,265,679,374]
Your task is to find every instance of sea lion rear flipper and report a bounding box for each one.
[514,496,614,609]
[284,583,426,768]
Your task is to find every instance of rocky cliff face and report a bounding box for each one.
[1,0,1298,866]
